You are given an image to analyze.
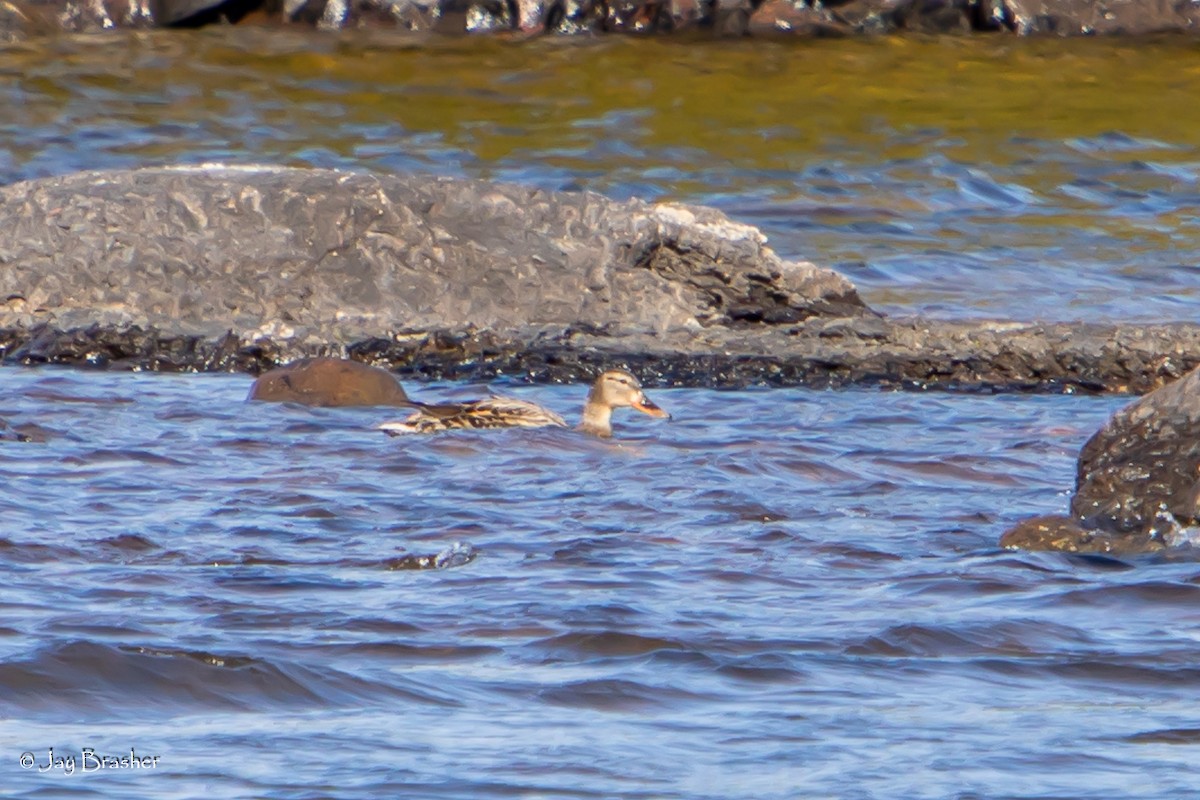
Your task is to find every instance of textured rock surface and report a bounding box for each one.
[998,0,1200,34]
[3,0,1197,36]
[997,514,1160,555]
[1002,364,1200,555]
[0,165,863,344]
[1071,366,1200,534]
[247,356,413,406]
[4,317,1200,395]
[4,165,1200,395]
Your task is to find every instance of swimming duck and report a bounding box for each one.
[378,369,670,438]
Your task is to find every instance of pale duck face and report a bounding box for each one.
[591,369,670,419]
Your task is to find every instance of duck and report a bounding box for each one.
[378,369,670,438]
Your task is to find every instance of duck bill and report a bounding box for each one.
[633,394,671,420]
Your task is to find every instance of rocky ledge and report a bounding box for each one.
[5,318,1200,396]
[2,165,1199,395]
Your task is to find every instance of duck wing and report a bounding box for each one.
[406,401,475,419]
[379,396,568,436]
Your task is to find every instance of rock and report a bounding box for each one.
[3,166,1200,392]
[0,0,156,38]
[0,418,53,443]
[5,317,1199,394]
[998,514,1162,555]
[383,541,478,569]
[151,0,233,25]
[1002,364,1200,554]
[814,0,975,33]
[1071,365,1200,534]
[887,0,974,32]
[0,165,864,345]
[747,0,852,35]
[1,324,247,372]
[998,0,1200,35]
[247,357,412,406]
[2,0,1200,34]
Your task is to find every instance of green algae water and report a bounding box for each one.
[8,32,1199,165]
[2,31,1199,318]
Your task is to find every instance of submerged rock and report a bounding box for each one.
[247,357,412,406]
[997,514,1163,556]
[1002,365,1200,555]
[0,418,53,443]
[383,541,478,570]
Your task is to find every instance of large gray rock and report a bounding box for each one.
[3,166,1200,393]
[0,165,864,346]
[1002,364,1200,555]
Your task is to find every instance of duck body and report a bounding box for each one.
[379,369,668,438]
[380,397,568,435]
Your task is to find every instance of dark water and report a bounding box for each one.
[4,29,1200,799]
[4,368,1200,798]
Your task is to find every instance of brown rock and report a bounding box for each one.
[1000,0,1200,35]
[1071,364,1200,534]
[247,357,411,407]
[998,514,1163,555]
[747,0,850,35]
[1002,363,1200,554]
[5,317,1200,393]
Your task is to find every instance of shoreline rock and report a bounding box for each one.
[3,0,1198,38]
[4,317,1199,395]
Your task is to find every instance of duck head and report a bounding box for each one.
[579,369,670,437]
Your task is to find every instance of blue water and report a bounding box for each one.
[4,368,1199,798]
[4,29,1200,800]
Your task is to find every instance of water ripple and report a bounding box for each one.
[1,363,1197,796]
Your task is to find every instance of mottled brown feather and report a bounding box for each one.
[380,397,568,436]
